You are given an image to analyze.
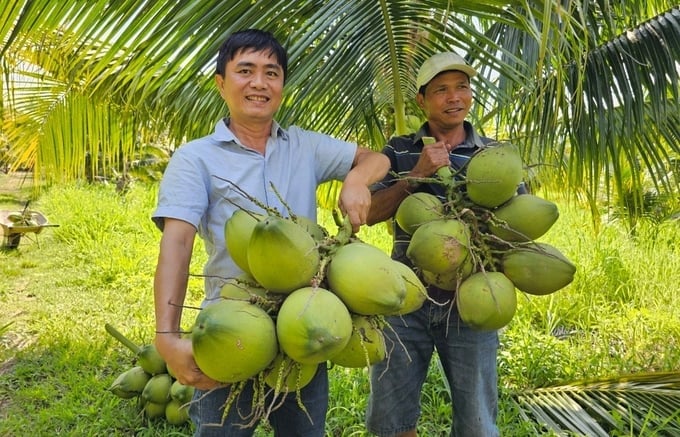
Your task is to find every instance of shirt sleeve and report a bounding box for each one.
[151,145,209,232]
[288,126,356,183]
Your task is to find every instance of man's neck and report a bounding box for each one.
[228,118,272,154]
[428,122,467,148]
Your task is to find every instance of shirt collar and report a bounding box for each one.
[415,121,485,149]
[213,118,289,144]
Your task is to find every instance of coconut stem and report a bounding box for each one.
[105,323,142,355]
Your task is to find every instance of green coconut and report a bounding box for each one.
[263,353,318,393]
[191,299,278,383]
[141,373,173,404]
[390,260,427,315]
[247,215,320,294]
[421,255,474,291]
[406,218,470,274]
[456,271,517,331]
[326,242,406,315]
[295,215,329,241]
[169,379,194,404]
[109,366,151,399]
[466,143,524,208]
[144,401,167,419]
[330,315,386,368]
[104,324,167,376]
[488,194,559,241]
[276,286,353,365]
[224,209,263,275]
[395,192,444,235]
[219,272,268,300]
[501,242,576,295]
[165,399,190,425]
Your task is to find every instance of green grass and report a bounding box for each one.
[1,181,679,436]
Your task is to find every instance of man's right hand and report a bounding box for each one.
[410,139,451,179]
[155,334,222,391]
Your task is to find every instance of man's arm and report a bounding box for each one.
[338,147,390,232]
[153,218,218,390]
[366,139,451,226]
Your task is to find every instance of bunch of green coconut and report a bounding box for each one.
[105,323,193,426]
[395,139,576,331]
[185,184,429,427]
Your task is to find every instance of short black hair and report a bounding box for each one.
[215,29,288,81]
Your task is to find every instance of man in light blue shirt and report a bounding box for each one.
[152,29,389,436]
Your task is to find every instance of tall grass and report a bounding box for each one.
[1,182,679,436]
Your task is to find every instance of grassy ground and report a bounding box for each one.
[1,174,679,436]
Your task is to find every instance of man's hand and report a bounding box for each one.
[409,139,451,179]
[338,181,372,233]
[340,148,391,233]
[155,334,222,391]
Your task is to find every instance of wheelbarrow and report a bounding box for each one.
[0,208,59,249]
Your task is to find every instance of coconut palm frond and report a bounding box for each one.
[512,371,680,436]
[503,5,680,216]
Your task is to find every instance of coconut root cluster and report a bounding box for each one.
[396,141,576,331]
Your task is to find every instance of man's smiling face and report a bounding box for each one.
[215,48,284,123]
[417,70,472,130]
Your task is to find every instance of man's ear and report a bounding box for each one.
[415,92,425,110]
[214,74,224,89]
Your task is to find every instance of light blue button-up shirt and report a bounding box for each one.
[153,118,356,303]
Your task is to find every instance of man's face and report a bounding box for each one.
[417,70,472,129]
[214,48,284,123]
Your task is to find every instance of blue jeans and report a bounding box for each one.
[189,363,328,436]
[366,296,500,437]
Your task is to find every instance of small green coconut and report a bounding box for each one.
[141,373,173,404]
[247,216,320,294]
[169,379,194,404]
[395,192,444,235]
[466,143,524,208]
[488,194,559,242]
[276,286,353,365]
[263,353,318,393]
[456,272,517,331]
[330,315,386,368]
[144,401,168,419]
[406,218,470,274]
[165,399,190,425]
[109,366,151,399]
[501,242,576,295]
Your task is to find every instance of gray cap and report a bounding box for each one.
[416,52,477,89]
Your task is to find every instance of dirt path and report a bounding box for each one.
[0,171,35,208]
[0,171,33,191]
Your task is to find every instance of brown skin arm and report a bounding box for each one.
[153,218,220,390]
[338,147,391,233]
[366,140,450,225]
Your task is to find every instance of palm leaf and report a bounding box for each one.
[512,371,680,436]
